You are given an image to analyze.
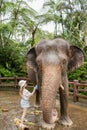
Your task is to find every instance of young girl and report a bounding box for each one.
[18,80,36,125]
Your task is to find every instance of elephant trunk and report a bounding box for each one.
[41,65,61,124]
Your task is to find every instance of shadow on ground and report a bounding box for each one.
[0,91,87,130]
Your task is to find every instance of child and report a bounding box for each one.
[18,80,36,126]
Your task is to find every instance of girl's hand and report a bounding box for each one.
[35,85,39,90]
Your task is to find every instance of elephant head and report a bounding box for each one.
[27,38,84,129]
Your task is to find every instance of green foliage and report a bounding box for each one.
[68,62,87,81]
[38,0,87,48]
[0,0,39,76]
[0,65,16,77]
[35,29,53,44]
[0,0,87,78]
[83,46,87,61]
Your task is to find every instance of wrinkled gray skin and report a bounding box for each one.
[27,38,84,129]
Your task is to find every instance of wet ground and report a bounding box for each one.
[0,90,87,130]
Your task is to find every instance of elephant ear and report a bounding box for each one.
[27,47,37,85]
[68,46,85,72]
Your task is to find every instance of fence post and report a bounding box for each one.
[0,76,1,85]
[73,80,79,102]
[14,76,18,88]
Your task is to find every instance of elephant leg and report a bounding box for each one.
[35,90,40,107]
[59,87,73,126]
[34,71,41,107]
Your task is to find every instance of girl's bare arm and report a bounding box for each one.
[30,87,36,96]
[19,89,23,98]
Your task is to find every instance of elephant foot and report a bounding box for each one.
[58,116,73,126]
[40,120,55,129]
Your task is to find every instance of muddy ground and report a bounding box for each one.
[0,90,87,130]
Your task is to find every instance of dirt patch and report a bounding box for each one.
[0,91,87,130]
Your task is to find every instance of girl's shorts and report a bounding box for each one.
[20,99,30,108]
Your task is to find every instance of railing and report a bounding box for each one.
[0,77,32,88]
[0,77,87,102]
[69,80,87,102]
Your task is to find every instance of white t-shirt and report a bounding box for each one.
[22,88,32,100]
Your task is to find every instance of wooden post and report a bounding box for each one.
[14,76,18,88]
[0,76,1,85]
[73,80,79,102]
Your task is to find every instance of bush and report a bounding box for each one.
[0,66,16,77]
[68,62,87,81]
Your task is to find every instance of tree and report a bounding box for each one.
[0,0,52,76]
[0,0,38,76]
[37,0,87,48]
[36,0,72,38]
[62,0,87,47]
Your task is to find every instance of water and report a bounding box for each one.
[0,91,87,130]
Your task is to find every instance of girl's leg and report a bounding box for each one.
[21,108,27,124]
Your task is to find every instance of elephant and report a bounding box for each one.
[26,38,84,129]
